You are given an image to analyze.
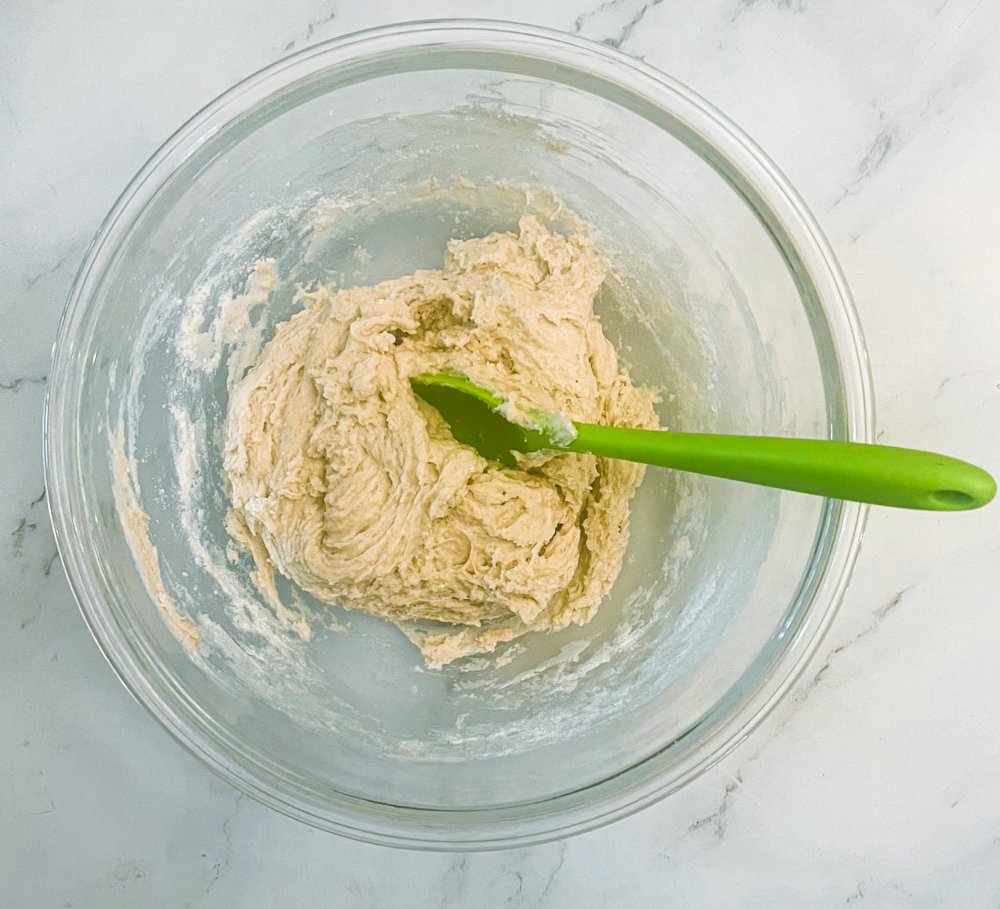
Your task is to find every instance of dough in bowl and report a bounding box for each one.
[223,216,656,666]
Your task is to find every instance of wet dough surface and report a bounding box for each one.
[224,216,656,666]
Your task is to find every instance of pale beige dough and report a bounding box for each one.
[223,216,656,666]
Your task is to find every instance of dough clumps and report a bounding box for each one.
[224,216,656,666]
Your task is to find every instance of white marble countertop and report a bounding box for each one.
[3,1,1000,905]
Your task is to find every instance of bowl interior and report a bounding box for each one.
[53,29,854,840]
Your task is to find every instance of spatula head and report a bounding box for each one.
[410,373,551,466]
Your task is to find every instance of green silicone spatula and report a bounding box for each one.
[411,372,995,511]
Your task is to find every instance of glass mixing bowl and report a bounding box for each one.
[45,21,872,849]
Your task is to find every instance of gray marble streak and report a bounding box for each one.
[282,8,339,52]
[731,0,808,23]
[428,844,572,908]
[832,125,897,207]
[805,586,912,697]
[0,375,47,392]
[4,0,1000,906]
[687,772,743,839]
[573,0,667,49]
[185,794,245,908]
[22,243,85,292]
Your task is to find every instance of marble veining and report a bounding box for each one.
[3,0,1000,905]
[687,771,743,840]
[806,587,912,692]
[573,0,667,49]
[183,794,245,909]
[0,375,47,392]
[282,8,339,52]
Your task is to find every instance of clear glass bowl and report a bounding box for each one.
[45,21,872,849]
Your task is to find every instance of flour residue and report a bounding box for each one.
[109,422,200,651]
[179,257,279,385]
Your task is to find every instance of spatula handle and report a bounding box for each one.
[567,426,995,511]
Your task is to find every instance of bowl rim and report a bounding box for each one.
[44,18,873,850]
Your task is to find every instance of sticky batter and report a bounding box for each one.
[223,216,656,666]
